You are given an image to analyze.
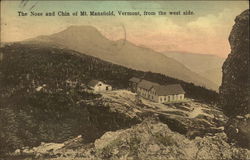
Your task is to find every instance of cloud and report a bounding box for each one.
[119,8,245,57]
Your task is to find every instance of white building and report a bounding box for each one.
[135,79,185,103]
[87,80,112,92]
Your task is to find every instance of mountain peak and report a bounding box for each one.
[65,25,99,32]
[49,25,109,42]
[59,25,105,38]
[29,25,219,90]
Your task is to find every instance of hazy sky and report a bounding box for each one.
[1,1,249,57]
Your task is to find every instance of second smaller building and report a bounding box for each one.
[88,80,112,92]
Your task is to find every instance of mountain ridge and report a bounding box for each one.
[28,25,218,90]
[162,51,225,86]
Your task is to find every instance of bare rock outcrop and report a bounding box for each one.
[219,9,249,117]
[13,119,249,160]
[219,9,250,148]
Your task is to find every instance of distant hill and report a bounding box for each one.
[199,67,222,87]
[27,25,218,90]
[162,52,225,87]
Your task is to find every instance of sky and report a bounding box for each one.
[1,0,249,58]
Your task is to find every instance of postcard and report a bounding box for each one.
[0,1,249,159]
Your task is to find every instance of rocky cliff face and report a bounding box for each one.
[220,9,249,117]
[219,9,250,149]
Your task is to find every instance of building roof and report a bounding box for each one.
[137,80,159,90]
[153,84,185,96]
[87,80,100,87]
[129,77,141,83]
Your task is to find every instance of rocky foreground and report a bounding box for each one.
[93,90,227,138]
[8,90,249,160]
[12,119,249,160]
